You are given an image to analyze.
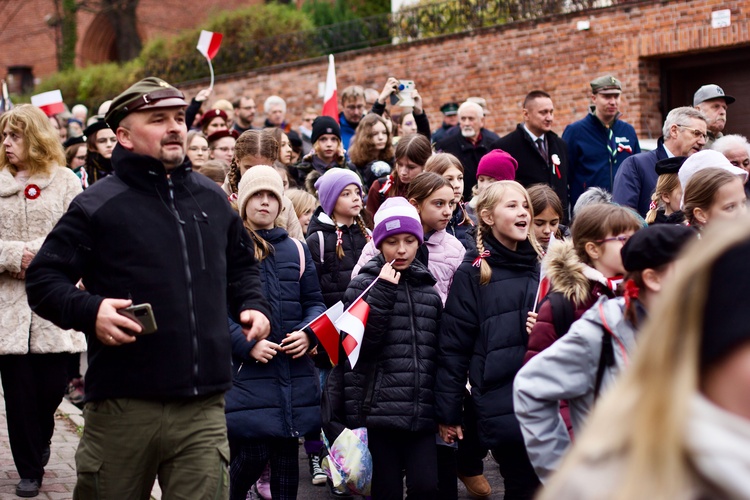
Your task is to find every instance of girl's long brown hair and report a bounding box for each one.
[348,113,393,166]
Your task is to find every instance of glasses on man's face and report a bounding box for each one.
[595,235,630,245]
[677,125,708,141]
[213,147,235,153]
[189,146,209,153]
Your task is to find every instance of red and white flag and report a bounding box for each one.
[335,296,370,369]
[308,301,345,365]
[196,30,223,60]
[31,90,64,117]
[322,54,339,123]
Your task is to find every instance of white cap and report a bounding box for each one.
[679,150,748,209]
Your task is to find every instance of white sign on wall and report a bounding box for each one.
[711,9,731,29]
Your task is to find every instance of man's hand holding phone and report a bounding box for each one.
[96,298,139,346]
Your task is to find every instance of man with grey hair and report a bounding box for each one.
[613,106,707,216]
[711,134,750,196]
[694,84,735,146]
[435,100,500,199]
[263,95,300,146]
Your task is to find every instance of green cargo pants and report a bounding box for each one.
[73,393,229,500]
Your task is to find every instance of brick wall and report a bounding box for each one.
[180,0,750,139]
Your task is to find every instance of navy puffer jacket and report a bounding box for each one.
[329,254,442,433]
[225,227,326,440]
[436,232,540,449]
[306,207,370,308]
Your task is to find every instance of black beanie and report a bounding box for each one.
[311,116,341,144]
[701,238,750,369]
[620,224,696,272]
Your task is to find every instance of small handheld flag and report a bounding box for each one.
[322,54,339,123]
[196,30,223,91]
[31,90,64,117]
[1,80,12,114]
[308,301,345,365]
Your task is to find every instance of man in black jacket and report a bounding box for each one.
[26,77,271,499]
[435,101,500,200]
[491,90,570,221]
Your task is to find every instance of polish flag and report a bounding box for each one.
[197,30,223,60]
[322,54,339,123]
[308,301,345,365]
[31,90,64,117]
[335,296,370,369]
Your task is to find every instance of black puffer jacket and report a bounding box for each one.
[329,254,442,433]
[306,207,370,308]
[436,232,539,449]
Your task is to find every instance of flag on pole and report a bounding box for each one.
[31,90,64,117]
[308,301,345,365]
[322,54,339,123]
[196,30,223,60]
[335,296,371,369]
[0,80,12,114]
[196,30,223,91]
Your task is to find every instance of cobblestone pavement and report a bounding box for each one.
[0,390,505,499]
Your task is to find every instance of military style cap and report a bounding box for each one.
[206,129,239,145]
[693,84,735,106]
[105,77,188,129]
[440,102,460,116]
[590,75,622,94]
[62,135,86,149]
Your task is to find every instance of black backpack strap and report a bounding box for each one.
[547,292,576,339]
[594,302,616,400]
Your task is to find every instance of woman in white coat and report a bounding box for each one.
[0,105,86,498]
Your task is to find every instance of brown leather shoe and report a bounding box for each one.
[459,473,492,498]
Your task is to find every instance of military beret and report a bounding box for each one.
[63,135,86,149]
[621,224,695,272]
[105,77,188,130]
[440,102,459,116]
[200,109,228,128]
[590,75,622,94]
[207,129,239,145]
[83,119,109,139]
[655,156,688,176]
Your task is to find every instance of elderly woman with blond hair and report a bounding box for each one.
[0,104,87,497]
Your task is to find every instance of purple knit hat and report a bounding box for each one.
[314,168,363,216]
[477,149,518,181]
[372,197,424,248]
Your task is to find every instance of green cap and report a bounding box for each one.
[440,102,459,116]
[105,77,188,129]
[590,75,622,94]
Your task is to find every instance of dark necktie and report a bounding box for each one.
[536,137,548,163]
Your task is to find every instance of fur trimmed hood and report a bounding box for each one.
[543,239,609,306]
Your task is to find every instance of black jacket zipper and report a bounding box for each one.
[405,281,420,431]
[167,177,200,394]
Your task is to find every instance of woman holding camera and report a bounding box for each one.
[0,105,87,497]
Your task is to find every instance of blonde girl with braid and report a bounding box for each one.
[224,129,304,239]
[436,181,544,499]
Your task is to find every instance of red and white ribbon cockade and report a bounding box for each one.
[472,250,490,267]
[617,143,633,154]
[24,184,41,200]
[31,90,64,117]
[551,154,562,179]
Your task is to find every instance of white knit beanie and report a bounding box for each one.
[237,165,284,218]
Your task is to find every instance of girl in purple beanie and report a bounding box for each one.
[326,196,443,498]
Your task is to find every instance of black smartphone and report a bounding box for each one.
[117,303,158,335]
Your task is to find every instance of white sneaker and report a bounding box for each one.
[309,454,327,486]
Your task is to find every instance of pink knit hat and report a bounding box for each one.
[477,149,518,181]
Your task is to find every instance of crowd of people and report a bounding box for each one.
[1,70,750,500]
